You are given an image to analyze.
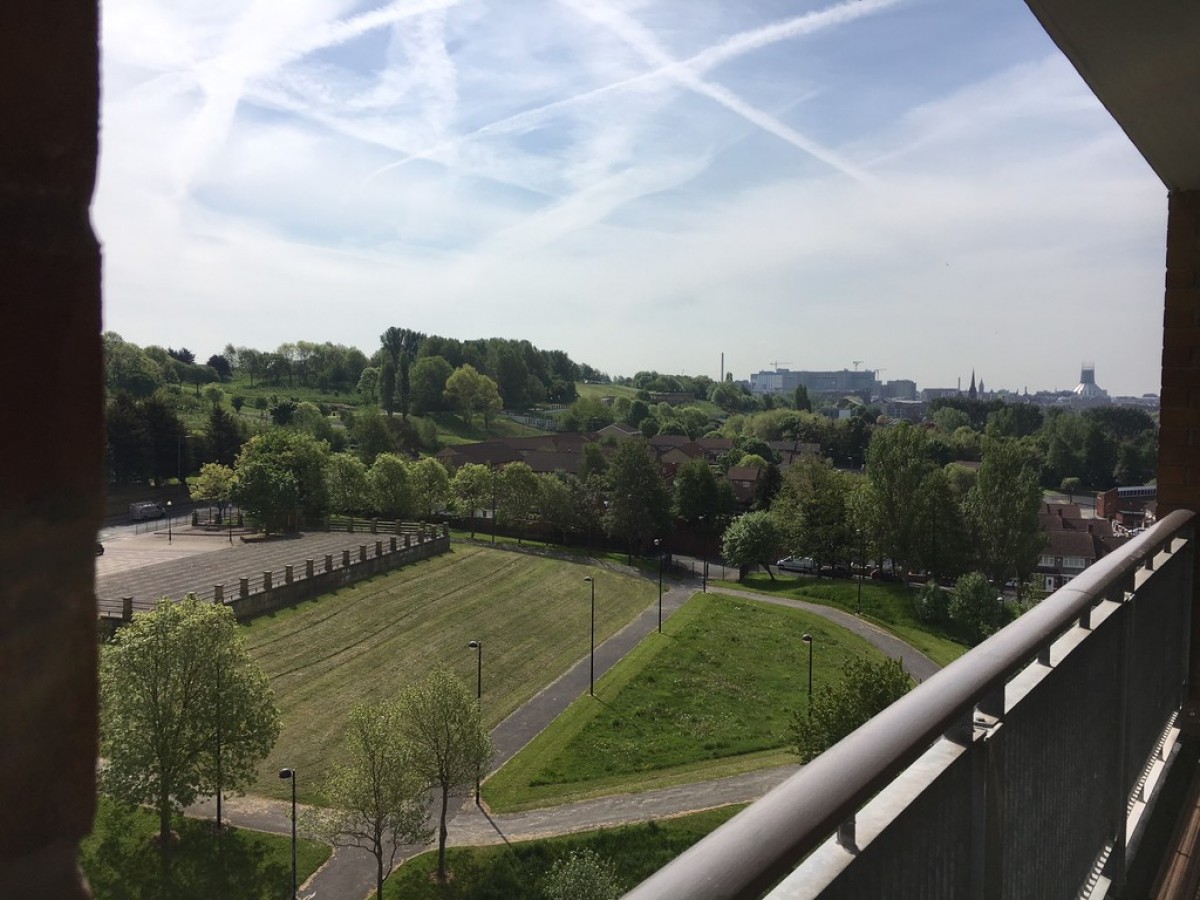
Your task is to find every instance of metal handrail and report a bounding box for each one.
[625,509,1194,899]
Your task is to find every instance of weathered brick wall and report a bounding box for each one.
[0,3,101,897]
[1159,190,1200,710]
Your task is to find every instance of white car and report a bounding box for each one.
[776,556,816,574]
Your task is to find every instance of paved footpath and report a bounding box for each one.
[181,558,938,899]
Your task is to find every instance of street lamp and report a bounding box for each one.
[654,538,664,633]
[467,640,482,804]
[801,633,813,704]
[584,577,596,696]
[278,768,297,900]
[856,528,864,615]
[166,500,172,544]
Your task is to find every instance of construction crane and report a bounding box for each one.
[770,360,792,371]
[852,360,863,371]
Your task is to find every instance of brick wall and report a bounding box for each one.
[1159,190,1200,710]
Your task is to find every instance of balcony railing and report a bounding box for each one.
[626,509,1194,899]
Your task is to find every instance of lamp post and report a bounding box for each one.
[584,577,596,696]
[467,640,482,803]
[802,633,813,704]
[654,538,664,633]
[856,528,864,615]
[215,660,223,831]
[166,500,172,544]
[278,768,297,899]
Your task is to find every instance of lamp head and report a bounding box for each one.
[279,768,294,779]
[801,633,812,644]
[583,576,593,583]
[468,640,481,650]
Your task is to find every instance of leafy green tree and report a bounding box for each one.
[543,848,623,900]
[1060,476,1082,502]
[538,473,578,545]
[913,581,950,622]
[604,440,672,560]
[189,462,236,520]
[865,423,934,578]
[1081,421,1118,488]
[497,462,540,541]
[356,366,380,404]
[230,394,245,414]
[325,452,371,514]
[380,357,396,417]
[368,453,413,519]
[104,332,164,397]
[772,456,852,570]
[205,405,245,468]
[410,355,454,415]
[451,463,494,538]
[233,429,329,532]
[721,510,782,580]
[948,571,1001,643]
[306,702,431,900]
[673,458,719,526]
[565,396,615,433]
[398,352,411,420]
[793,384,812,412]
[965,438,1044,585]
[350,406,394,465]
[912,467,970,581]
[106,392,152,483]
[579,442,608,479]
[410,457,451,518]
[444,364,501,427]
[100,598,280,847]
[791,657,911,763]
[397,668,493,883]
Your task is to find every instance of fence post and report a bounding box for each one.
[240,577,249,600]
[306,559,314,579]
[263,571,272,591]
[325,554,333,573]
[359,545,367,563]
[285,565,293,584]
[375,540,383,558]
[390,536,397,553]
[405,534,411,549]
[342,549,351,568]
[214,584,223,604]
[121,597,133,621]
[443,523,450,538]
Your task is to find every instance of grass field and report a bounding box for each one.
[80,797,329,900]
[484,592,886,812]
[242,544,656,804]
[720,574,971,667]
[384,805,743,899]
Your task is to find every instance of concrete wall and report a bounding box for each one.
[228,535,449,621]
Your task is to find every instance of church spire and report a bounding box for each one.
[968,370,977,399]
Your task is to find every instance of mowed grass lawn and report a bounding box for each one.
[242,544,655,804]
[384,806,743,899]
[721,574,971,667]
[81,796,329,900]
[485,592,888,812]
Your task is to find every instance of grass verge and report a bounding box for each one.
[717,574,971,667]
[484,592,886,812]
[242,545,656,804]
[384,805,743,899]
[80,796,329,900]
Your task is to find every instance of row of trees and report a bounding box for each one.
[722,423,1045,604]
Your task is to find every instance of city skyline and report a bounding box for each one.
[98,0,1166,397]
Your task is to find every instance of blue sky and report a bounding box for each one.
[96,0,1167,396]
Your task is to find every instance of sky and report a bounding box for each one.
[96,0,1169,397]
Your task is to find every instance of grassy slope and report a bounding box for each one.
[242,545,655,803]
[80,797,329,900]
[721,574,970,667]
[484,592,888,812]
[384,806,743,899]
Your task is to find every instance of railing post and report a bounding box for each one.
[306,559,314,579]
[324,554,333,573]
[342,549,351,568]
[390,536,397,553]
[239,577,249,600]
[263,571,272,590]
[405,534,411,549]
[213,584,223,604]
[284,564,293,584]
[121,597,133,621]
[359,544,367,563]
[375,540,383,558]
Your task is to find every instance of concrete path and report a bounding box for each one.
[178,550,940,898]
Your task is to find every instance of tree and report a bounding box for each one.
[356,366,381,404]
[233,430,330,532]
[865,423,934,578]
[604,440,672,561]
[721,511,782,580]
[325,452,371,514]
[206,404,245,468]
[380,357,396,417]
[409,457,451,518]
[410,355,453,415]
[368,453,413,519]
[452,463,494,537]
[965,438,1044,585]
[793,384,812,412]
[189,462,236,520]
[307,703,431,900]
[673,458,719,526]
[543,849,623,900]
[397,352,411,420]
[397,668,493,883]
[205,353,232,382]
[1060,476,1082,502]
[351,406,394,465]
[948,571,1001,643]
[771,456,852,571]
[444,364,501,427]
[791,657,911,763]
[100,598,280,847]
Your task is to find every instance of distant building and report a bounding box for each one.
[749,368,876,397]
[1064,363,1111,408]
[921,387,961,401]
[880,379,917,401]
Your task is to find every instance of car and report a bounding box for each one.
[776,556,816,574]
[95,542,104,556]
[818,564,851,579]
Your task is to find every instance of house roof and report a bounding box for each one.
[1044,530,1100,559]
